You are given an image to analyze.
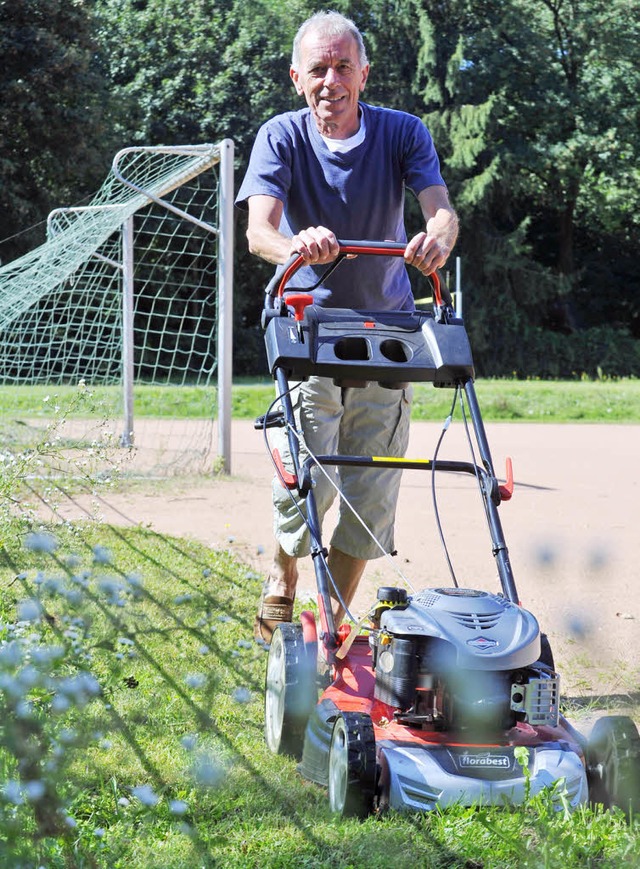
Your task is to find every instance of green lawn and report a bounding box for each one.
[0,524,638,868]
[1,377,639,423]
[1,376,639,866]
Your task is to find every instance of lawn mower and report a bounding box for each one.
[256,241,640,816]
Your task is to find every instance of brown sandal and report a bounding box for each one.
[254,594,294,644]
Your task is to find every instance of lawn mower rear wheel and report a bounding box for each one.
[587,715,640,815]
[264,623,317,759]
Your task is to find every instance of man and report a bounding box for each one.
[236,11,458,642]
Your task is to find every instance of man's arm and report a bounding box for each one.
[404,185,459,275]
[246,194,339,265]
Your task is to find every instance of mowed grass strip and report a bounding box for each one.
[1,378,639,423]
[0,524,639,868]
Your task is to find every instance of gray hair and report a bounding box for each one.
[291,11,368,71]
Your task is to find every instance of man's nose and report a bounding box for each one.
[323,67,339,87]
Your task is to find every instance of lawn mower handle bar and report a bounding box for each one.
[263,240,443,307]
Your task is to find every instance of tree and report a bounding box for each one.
[416,0,640,372]
[0,0,115,262]
[95,0,312,372]
[95,0,302,153]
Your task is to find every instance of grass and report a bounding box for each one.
[1,377,639,423]
[0,522,639,868]
[0,378,638,865]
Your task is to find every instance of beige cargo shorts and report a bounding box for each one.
[271,375,412,560]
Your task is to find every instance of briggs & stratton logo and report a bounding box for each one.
[466,636,498,650]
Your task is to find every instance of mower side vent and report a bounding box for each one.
[449,611,503,631]
[510,676,559,727]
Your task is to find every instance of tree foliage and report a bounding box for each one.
[94,0,304,152]
[1,0,638,375]
[415,0,640,372]
[0,0,115,261]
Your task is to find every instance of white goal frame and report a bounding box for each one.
[47,141,235,473]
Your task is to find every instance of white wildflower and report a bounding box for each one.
[24,780,46,801]
[131,785,159,807]
[0,642,23,668]
[24,532,58,554]
[17,599,42,623]
[174,594,193,605]
[92,546,113,564]
[190,752,225,789]
[3,780,23,805]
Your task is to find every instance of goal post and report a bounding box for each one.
[121,214,135,448]
[112,140,235,470]
[216,139,234,474]
[1,140,235,475]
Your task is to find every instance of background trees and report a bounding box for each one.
[416,0,640,374]
[0,0,115,262]
[1,0,638,376]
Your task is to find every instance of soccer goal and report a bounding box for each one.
[0,141,234,478]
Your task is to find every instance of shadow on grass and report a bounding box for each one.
[564,693,640,718]
[0,484,477,867]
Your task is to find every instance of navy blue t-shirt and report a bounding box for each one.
[236,102,446,310]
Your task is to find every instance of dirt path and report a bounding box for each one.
[50,419,640,705]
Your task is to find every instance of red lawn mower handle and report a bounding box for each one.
[265,240,443,307]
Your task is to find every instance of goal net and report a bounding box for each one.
[0,143,234,483]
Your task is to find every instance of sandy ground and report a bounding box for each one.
[48,418,640,707]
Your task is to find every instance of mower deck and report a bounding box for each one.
[299,637,588,812]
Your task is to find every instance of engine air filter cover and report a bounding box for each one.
[380,587,540,670]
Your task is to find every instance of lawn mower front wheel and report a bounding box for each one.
[328,711,376,817]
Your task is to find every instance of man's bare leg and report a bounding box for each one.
[327,546,367,625]
[256,544,366,640]
[269,543,299,598]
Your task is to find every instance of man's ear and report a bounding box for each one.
[290,67,304,96]
[359,64,370,93]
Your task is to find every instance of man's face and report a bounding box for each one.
[290,30,369,139]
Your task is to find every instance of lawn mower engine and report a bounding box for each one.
[372,586,559,736]
[298,584,589,814]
